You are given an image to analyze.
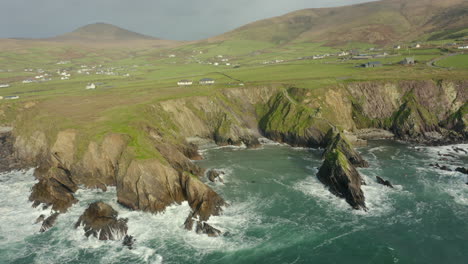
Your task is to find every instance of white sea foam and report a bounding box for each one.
[294,170,403,217]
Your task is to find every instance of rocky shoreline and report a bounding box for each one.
[0,80,466,247]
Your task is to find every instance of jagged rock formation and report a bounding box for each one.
[317,149,367,210]
[75,202,129,241]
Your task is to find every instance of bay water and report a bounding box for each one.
[0,140,467,263]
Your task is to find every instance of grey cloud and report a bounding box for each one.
[0,0,376,40]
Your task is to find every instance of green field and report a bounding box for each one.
[436,54,468,69]
[0,40,466,159]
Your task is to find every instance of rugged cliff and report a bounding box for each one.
[2,79,467,233]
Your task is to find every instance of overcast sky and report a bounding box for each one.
[0,0,376,40]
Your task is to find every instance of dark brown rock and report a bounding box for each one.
[196,222,221,237]
[40,213,60,232]
[75,202,128,241]
[455,167,468,175]
[29,167,78,213]
[376,176,394,188]
[206,169,224,183]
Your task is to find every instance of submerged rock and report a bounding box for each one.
[75,202,128,241]
[196,222,222,237]
[322,130,369,168]
[317,149,367,210]
[123,235,135,249]
[184,211,222,237]
[376,176,394,188]
[455,167,468,175]
[39,213,60,232]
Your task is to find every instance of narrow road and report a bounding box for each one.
[426,52,462,69]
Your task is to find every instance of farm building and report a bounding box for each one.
[199,78,215,85]
[177,80,193,86]
[401,57,415,65]
[86,83,96,89]
[0,84,10,88]
[361,61,382,68]
[3,96,19,100]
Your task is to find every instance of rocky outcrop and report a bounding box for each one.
[75,202,129,241]
[258,91,333,147]
[181,172,226,221]
[322,130,369,168]
[317,149,367,210]
[30,167,78,213]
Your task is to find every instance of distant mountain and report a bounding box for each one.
[54,23,157,42]
[212,0,468,46]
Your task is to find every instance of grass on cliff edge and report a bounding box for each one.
[1,43,467,160]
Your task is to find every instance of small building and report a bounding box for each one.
[0,84,10,88]
[401,57,415,65]
[458,45,468,49]
[86,83,96,89]
[394,45,401,49]
[361,61,382,68]
[177,80,193,86]
[22,79,34,84]
[4,95,19,100]
[199,78,215,85]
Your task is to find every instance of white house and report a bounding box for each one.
[394,45,401,49]
[22,79,34,84]
[177,80,193,86]
[199,78,215,85]
[86,83,96,89]
[458,46,468,49]
[0,84,10,88]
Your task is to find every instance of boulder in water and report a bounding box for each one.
[376,176,394,188]
[75,202,128,241]
[196,222,221,237]
[455,167,468,175]
[206,169,225,183]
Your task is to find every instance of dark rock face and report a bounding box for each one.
[322,130,369,168]
[241,135,261,149]
[75,202,128,241]
[29,167,78,213]
[455,167,468,175]
[317,150,367,210]
[0,130,24,172]
[184,211,222,237]
[376,176,394,188]
[196,222,221,237]
[39,213,60,232]
[206,169,225,183]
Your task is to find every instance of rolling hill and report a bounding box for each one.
[54,23,156,42]
[211,0,468,46]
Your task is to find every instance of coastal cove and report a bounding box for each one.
[1,141,467,263]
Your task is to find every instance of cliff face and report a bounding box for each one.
[6,80,467,224]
